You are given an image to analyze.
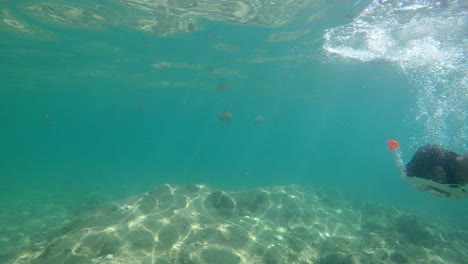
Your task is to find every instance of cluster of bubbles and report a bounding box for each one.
[323,0,467,150]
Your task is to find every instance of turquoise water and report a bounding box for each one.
[0,0,467,263]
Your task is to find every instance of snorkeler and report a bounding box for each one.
[406,145,468,185]
[387,140,468,199]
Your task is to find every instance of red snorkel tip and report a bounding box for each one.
[387,140,400,151]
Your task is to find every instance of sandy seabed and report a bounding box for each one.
[2,184,467,264]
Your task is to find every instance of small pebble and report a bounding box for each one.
[274,235,284,241]
[105,254,113,260]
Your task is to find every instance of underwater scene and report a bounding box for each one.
[0,0,467,263]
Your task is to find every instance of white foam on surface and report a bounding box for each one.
[323,0,467,150]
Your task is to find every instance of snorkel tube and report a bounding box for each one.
[387,140,407,179]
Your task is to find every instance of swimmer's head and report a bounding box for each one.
[456,152,468,177]
[462,153,468,167]
[456,153,468,183]
[456,152,468,163]
[432,166,447,183]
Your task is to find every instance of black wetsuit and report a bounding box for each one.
[406,145,460,184]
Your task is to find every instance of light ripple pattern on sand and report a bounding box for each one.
[9,184,465,264]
